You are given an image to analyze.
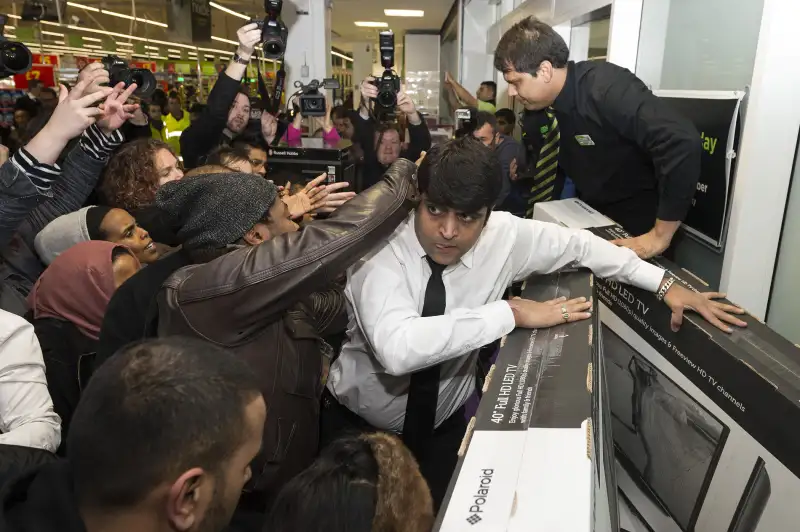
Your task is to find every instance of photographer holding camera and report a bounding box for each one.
[180,23,269,170]
[356,79,431,190]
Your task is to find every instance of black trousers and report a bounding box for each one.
[320,390,467,511]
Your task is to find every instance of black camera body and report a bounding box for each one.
[253,0,287,61]
[370,31,400,110]
[101,55,156,99]
[295,78,340,117]
[0,14,31,78]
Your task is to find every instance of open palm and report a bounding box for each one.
[97,82,140,134]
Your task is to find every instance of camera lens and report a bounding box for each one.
[263,39,284,59]
[0,41,32,74]
[377,90,396,109]
[126,68,156,99]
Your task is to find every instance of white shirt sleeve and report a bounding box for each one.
[510,218,665,292]
[346,248,516,377]
[0,312,62,452]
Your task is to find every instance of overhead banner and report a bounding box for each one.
[167,0,212,43]
[654,90,744,249]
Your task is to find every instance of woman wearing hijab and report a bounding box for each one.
[34,206,161,266]
[28,241,141,454]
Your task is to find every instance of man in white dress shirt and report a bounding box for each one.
[323,137,746,507]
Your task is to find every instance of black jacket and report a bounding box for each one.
[31,318,96,456]
[0,459,84,532]
[520,61,701,235]
[96,249,191,363]
[0,445,56,494]
[180,72,243,170]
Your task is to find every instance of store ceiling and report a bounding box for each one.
[0,0,452,56]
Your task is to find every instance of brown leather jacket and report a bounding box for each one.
[156,159,418,505]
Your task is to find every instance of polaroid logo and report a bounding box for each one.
[466,468,494,525]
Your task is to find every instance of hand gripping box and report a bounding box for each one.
[436,271,618,532]
[534,198,800,532]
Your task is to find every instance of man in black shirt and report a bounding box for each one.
[494,17,701,259]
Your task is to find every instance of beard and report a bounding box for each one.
[195,479,238,532]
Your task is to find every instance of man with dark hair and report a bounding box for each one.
[322,136,745,509]
[444,74,497,113]
[155,159,420,511]
[495,107,516,136]
[470,110,525,209]
[0,338,266,532]
[180,23,272,169]
[38,88,58,111]
[494,16,702,259]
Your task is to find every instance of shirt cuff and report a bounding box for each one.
[79,123,125,161]
[632,261,667,293]
[10,148,61,193]
[483,300,517,338]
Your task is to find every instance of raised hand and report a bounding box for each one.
[236,22,262,58]
[41,77,113,143]
[97,82,140,135]
[77,61,111,96]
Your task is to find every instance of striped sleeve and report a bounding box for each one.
[79,123,125,161]
[10,147,61,193]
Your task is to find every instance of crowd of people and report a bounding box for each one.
[0,17,750,532]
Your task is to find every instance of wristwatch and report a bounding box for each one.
[233,52,251,65]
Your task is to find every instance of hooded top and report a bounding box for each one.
[33,206,112,266]
[27,241,139,340]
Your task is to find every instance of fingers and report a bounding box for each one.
[118,82,139,103]
[670,306,684,333]
[78,87,114,108]
[712,307,748,328]
[712,301,746,315]
[323,182,350,193]
[415,151,427,167]
[544,296,568,305]
[325,192,356,203]
[306,186,326,201]
[305,173,327,191]
[58,84,69,103]
[83,107,105,118]
[698,305,732,333]
[568,312,592,323]
[239,22,260,32]
[566,300,593,313]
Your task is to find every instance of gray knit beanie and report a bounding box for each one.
[154,172,279,250]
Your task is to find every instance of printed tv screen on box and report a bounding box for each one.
[435,271,617,532]
[533,198,800,532]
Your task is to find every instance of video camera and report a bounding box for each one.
[294,78,340,117]
[370,30,400,110]
[101,55,156,99]
[454,108,478,138]
[0,14,32,79]
[252,0,288,61]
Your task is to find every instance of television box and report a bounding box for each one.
[436,271,617,532]
[266,139,355,187]
[534,199,800,532]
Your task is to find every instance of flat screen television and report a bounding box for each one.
[603,325,729,531]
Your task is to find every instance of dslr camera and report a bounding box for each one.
[101,55,156,99]
[294,78,340,117]
[0,14,32,78]
[252,0,288,61]
[370,30,400,109]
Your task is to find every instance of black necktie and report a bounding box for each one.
[402,257,447,458]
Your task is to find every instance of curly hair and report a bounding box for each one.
[100,138,173,211]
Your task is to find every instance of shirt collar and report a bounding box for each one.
[553,61,577,113]
[403,213,476,270]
